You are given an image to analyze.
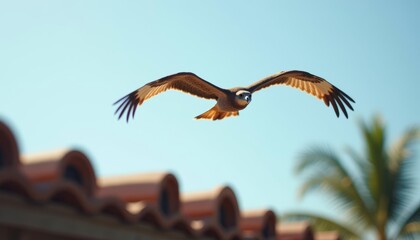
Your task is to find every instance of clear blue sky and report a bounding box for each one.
[1,1,419,220]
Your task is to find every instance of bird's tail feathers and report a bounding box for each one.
[195,106,239,120]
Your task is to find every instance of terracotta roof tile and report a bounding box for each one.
[0,120,20,167]
[181,185,241,239]
[241,209,277,240]
[20,149,97,197]
[98,172,179,213]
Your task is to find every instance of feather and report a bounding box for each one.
[114,72,227,122]
[247,70,355,118]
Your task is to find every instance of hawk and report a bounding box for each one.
[114,70,355,121]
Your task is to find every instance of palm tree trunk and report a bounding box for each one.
[377,227,387,240]
[377,198,389,240]
[377,232,386,240]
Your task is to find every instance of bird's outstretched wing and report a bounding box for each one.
[114,72,227,122]
[246,70,355,118]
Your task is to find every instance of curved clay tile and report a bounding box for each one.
[199,224,224,239]
[0,121,41,200]
[0,168,37,199]
[46,181,95,212]
[93,196,137,222]
[0,163,93,214]
[98,172,180,217]
[181,185,241,239]
[276,222,314,240]
[126,201,164,227]
[0,120,20,168]
[170,217,197,237]
[97,172,194,235]
[240,209,277,240]
[20,149,97,197]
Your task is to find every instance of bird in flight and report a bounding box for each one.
[114,70,355,121]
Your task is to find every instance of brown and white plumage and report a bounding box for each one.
[114,70,355,121]
[247,70,355,118]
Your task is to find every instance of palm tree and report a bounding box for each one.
[283,116,420,240]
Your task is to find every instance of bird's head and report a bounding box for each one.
[235,90,252,106]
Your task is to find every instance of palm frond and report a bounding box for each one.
[295,147,374,227]
[282,212,360,240]
[388,127,420,221]
[389,127,420,171]
[344,146,375,212]
[295,147,347,176]
[358,116,391,233]
[297,174,372,229]
[395,201,420,239]
[344,146,368,174]
[297,175,346,199]
[358,116,389,202]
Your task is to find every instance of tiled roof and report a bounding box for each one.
[0,120,339,240]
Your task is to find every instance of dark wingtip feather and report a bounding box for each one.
[337,97,349,118]
[323,94,340,118]
[332,90,348,118]
[114,94,128,105]
[336,87,355,111]
[337,91,354,111]
[114,97,130,115]
[338,88,355,103]
[126,101,134,122]
[329,95,340,118]
[323,97,330,107]
[322,85,355,118]
[114,90,139,122]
